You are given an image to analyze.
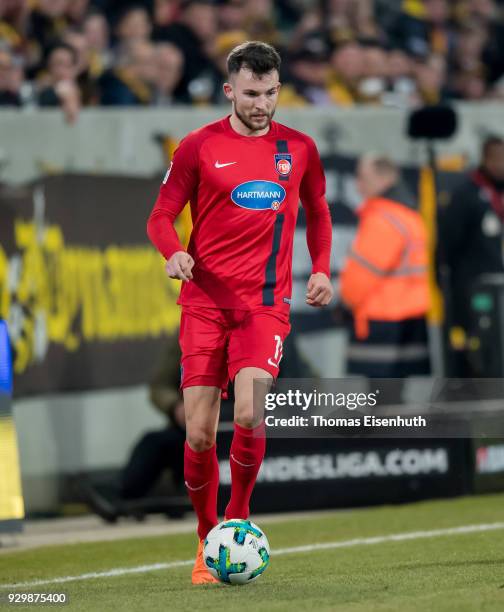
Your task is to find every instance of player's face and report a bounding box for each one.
[224,68,280,132]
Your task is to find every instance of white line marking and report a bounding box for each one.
[273,521,504,554]
[1,521,503,590]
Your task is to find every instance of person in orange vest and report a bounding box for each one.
[339,154,430,384]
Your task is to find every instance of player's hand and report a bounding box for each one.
[166,251,194,281]
[306,272,333,307]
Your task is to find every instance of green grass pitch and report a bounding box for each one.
[1,493,503,611]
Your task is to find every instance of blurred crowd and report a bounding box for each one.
[1,0,504,120]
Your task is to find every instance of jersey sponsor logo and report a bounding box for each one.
[231,180,286,211]
[162,162,173,184]
[215,161,237,168]
[274,153,292,176]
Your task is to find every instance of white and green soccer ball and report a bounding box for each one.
[203,519,270,585]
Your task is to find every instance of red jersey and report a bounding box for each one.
[147,116,332,311]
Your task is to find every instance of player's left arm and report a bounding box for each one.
[300,137,333,308]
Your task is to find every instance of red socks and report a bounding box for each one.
[184,442,219,540]
[225,422,266,520]
[184,424,266,537]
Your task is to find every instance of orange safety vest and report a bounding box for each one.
[340,196,430,339]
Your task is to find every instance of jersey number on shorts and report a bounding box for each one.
[267,335,283,369]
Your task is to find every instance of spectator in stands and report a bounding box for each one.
[451,66,487,99]
[83,10,112,77]
[62,28,99,105]
[358,43,388,103]
[414,53,448,104]
[458,0,504,85]
[288,6,324,53]
[99,40,155,105]
[37,42,81,123]
[281,34,334,106]
[95,0,153,24]
[66,0,91,28]
[245,0,274,22]
[324,0,382,47]
[242,0,280,46]
[340,154,430,382]
[217,0,247,32]
[26,0,70,75]
[328,41,365,106]
[451,23,487,76]
[384,48,417,107]
[152,42,185,104]
[153,0,218,103]
[0,48,23,106]
[437,136,504,374]
[390,0,455,59]
[245,18,281,49]
[448,23,488,98]
[153,0,181,29]
[3,0,504,110]
[114,4,152,46]
[0,0,29,54]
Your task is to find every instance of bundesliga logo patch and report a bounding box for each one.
[274,153,292,176]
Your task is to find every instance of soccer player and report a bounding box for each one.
[147,41,333,584]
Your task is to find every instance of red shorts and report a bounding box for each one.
[179,306,291,392]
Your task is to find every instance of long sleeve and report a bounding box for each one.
[300,137,332,277]
[147,134,199,260]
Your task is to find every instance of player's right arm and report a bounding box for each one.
[146,134,199,281]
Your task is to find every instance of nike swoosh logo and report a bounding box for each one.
[230,453,256,468]
[185,480,209,492]
[215,161,237,168]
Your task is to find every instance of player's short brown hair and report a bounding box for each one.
[227,41,281,77]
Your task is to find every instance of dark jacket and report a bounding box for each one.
[99,69,151,106]
[437,170,504,330]
[0,90,21,106]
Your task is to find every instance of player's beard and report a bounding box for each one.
[235,105,275,133]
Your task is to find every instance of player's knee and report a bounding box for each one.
[235,415,258,429]
[186,429,215,452]
[234,401,261,429]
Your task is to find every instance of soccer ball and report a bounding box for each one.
[203,519,270,585]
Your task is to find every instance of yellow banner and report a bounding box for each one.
[0,413,25,522]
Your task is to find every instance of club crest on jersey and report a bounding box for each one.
[231,180,286,211]
[274,153,292,176]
